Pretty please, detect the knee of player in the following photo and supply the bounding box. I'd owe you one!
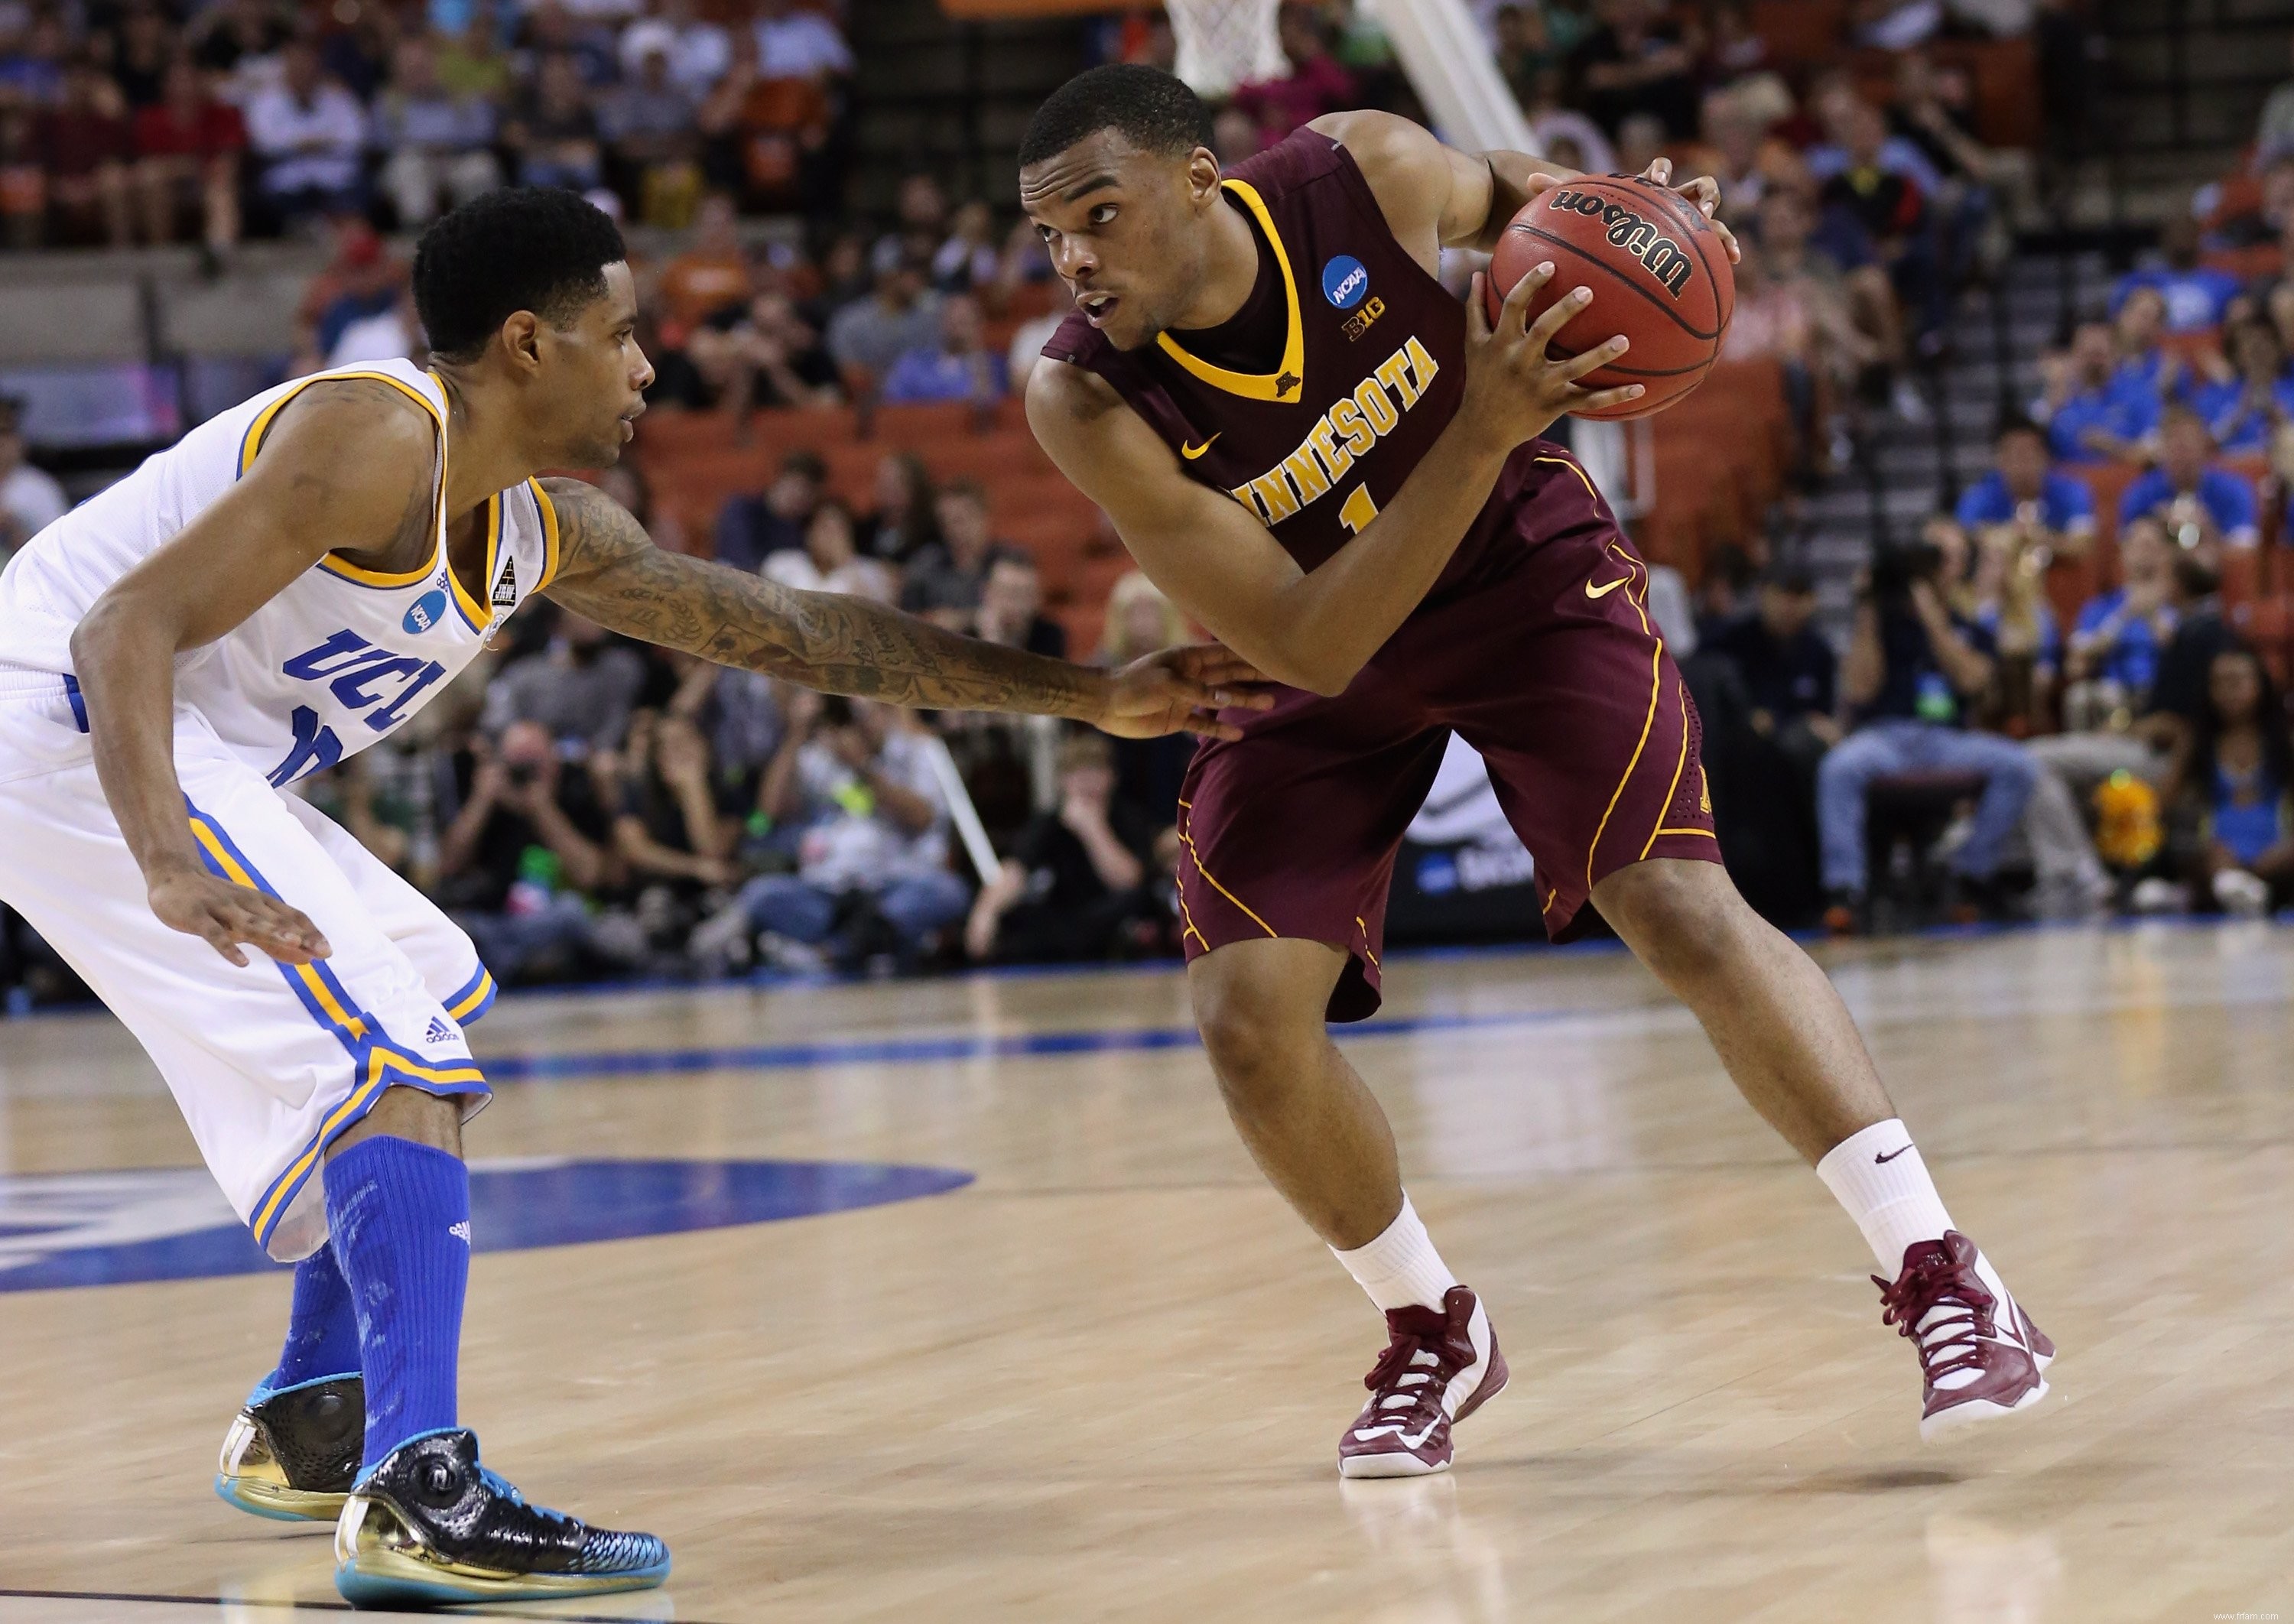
[1194,982,1318,1097]
[1600,862,1750,987]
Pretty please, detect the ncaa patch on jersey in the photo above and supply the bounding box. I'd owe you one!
[1322,255,1370,310]
[403,588,448,635]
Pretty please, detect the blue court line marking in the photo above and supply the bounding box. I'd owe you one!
[477,1004,1600,1082]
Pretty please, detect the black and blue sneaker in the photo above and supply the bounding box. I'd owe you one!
[215,1372,364,1522]
[333,1427,669,1608]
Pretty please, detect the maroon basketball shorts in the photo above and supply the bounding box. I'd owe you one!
[1175,469,1719,1021]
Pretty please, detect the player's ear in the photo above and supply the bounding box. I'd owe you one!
[499,310,544,373]
[1184,146,1223,206]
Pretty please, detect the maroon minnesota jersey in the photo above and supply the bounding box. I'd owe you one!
[1042,127,1720,1018]
[1043,128,1493,588]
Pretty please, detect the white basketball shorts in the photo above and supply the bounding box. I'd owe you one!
[0,676,496,1262]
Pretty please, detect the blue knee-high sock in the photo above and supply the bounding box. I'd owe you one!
[270,1240,360,1390]
[323,1135,470,1472]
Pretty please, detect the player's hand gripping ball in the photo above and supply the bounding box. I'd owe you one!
[1484,174,1735,421]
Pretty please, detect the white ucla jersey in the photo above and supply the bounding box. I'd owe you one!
[0,358,559,785]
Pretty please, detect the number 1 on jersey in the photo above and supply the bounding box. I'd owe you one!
[1339,483,1379,536]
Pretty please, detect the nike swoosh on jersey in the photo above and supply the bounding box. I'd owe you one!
[1585,574,1632,599]
[1180,434,1220,459]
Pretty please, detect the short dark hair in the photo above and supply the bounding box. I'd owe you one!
[1763,564,1816,596]
[1017,64,1214,171]
[414,187,627,362]
[780,449,827,483]
[1994,412,2045,445]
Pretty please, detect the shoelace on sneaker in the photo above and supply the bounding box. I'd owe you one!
[478,1466,579,1535]
[1874,1253,1998,1391]
[1357,1332,1450,1438]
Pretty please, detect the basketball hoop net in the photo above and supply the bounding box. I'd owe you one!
[1168,0,1286,101]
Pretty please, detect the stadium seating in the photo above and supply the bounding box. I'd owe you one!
[635,359,1794,657]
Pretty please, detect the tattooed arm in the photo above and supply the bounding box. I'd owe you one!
[538,477,1266,736]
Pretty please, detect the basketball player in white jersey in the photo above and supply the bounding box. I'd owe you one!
[0,187,1260,1607]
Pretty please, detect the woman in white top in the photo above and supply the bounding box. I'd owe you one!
[761,497,895,602]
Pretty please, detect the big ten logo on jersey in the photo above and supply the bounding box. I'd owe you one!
[267,628,449,786]
[1340,296,1386,343]
[1546,189,1696,297]
[1227,335,1440,529]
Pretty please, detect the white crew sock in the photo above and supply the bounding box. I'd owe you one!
[1332,1193,1460,1314]
[1815,1119,1956,1276]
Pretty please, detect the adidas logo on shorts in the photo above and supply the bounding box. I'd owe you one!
[424,1017,456,1046]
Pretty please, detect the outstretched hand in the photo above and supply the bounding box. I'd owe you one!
[149,864,332,966]
[1095,643,1274,740]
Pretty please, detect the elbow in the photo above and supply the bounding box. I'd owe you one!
[1270,648,1362,699]
[72,587,176,677]
[67,606,119,677]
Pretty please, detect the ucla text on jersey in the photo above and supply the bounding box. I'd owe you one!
[0,359,561,777]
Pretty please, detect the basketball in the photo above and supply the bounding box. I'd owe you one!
[1483,175,1736,421]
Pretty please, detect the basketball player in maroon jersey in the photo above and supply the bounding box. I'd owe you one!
[1019,67,2055,1476]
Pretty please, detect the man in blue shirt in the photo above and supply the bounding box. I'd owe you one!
[2182,318,2294,456]
[2117,406,2262,549]
[1816,553,2038,927]
[2068,515,2178,705]
[1954,418,2098,556]
[2107,286,2177,438]
[2033,320,2156,464]
[2113,216,2245,333]
[879,294,1009,406]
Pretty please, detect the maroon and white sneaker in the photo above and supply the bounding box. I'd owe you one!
[1875,1230,2055,1442]
[1337,1285,1508,1479]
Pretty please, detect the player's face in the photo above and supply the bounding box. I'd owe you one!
[542,261,653,469]
[1021,131,1220,352]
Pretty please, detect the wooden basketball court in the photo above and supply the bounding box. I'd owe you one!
[2,924,2290,1622]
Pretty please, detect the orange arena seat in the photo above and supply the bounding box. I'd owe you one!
[2221,546,2261,610]
[2066,462,2143,547]
[2202,244,2283,283]
[1748,0,1847,67]
[2157,328,2224,365]
[2045,551,2101,633]
[2231,594,2294,687]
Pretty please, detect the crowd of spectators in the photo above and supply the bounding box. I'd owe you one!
[1100,0,2059,486]
[1679,54,2294,934]
[0,0,853,251]
[1683,504,2287,932]
[16,0,2294,1005]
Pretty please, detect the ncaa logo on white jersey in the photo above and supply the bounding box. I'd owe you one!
[402,588,449,635]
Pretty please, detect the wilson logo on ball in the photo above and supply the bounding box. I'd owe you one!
[1546,190,1696,298]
